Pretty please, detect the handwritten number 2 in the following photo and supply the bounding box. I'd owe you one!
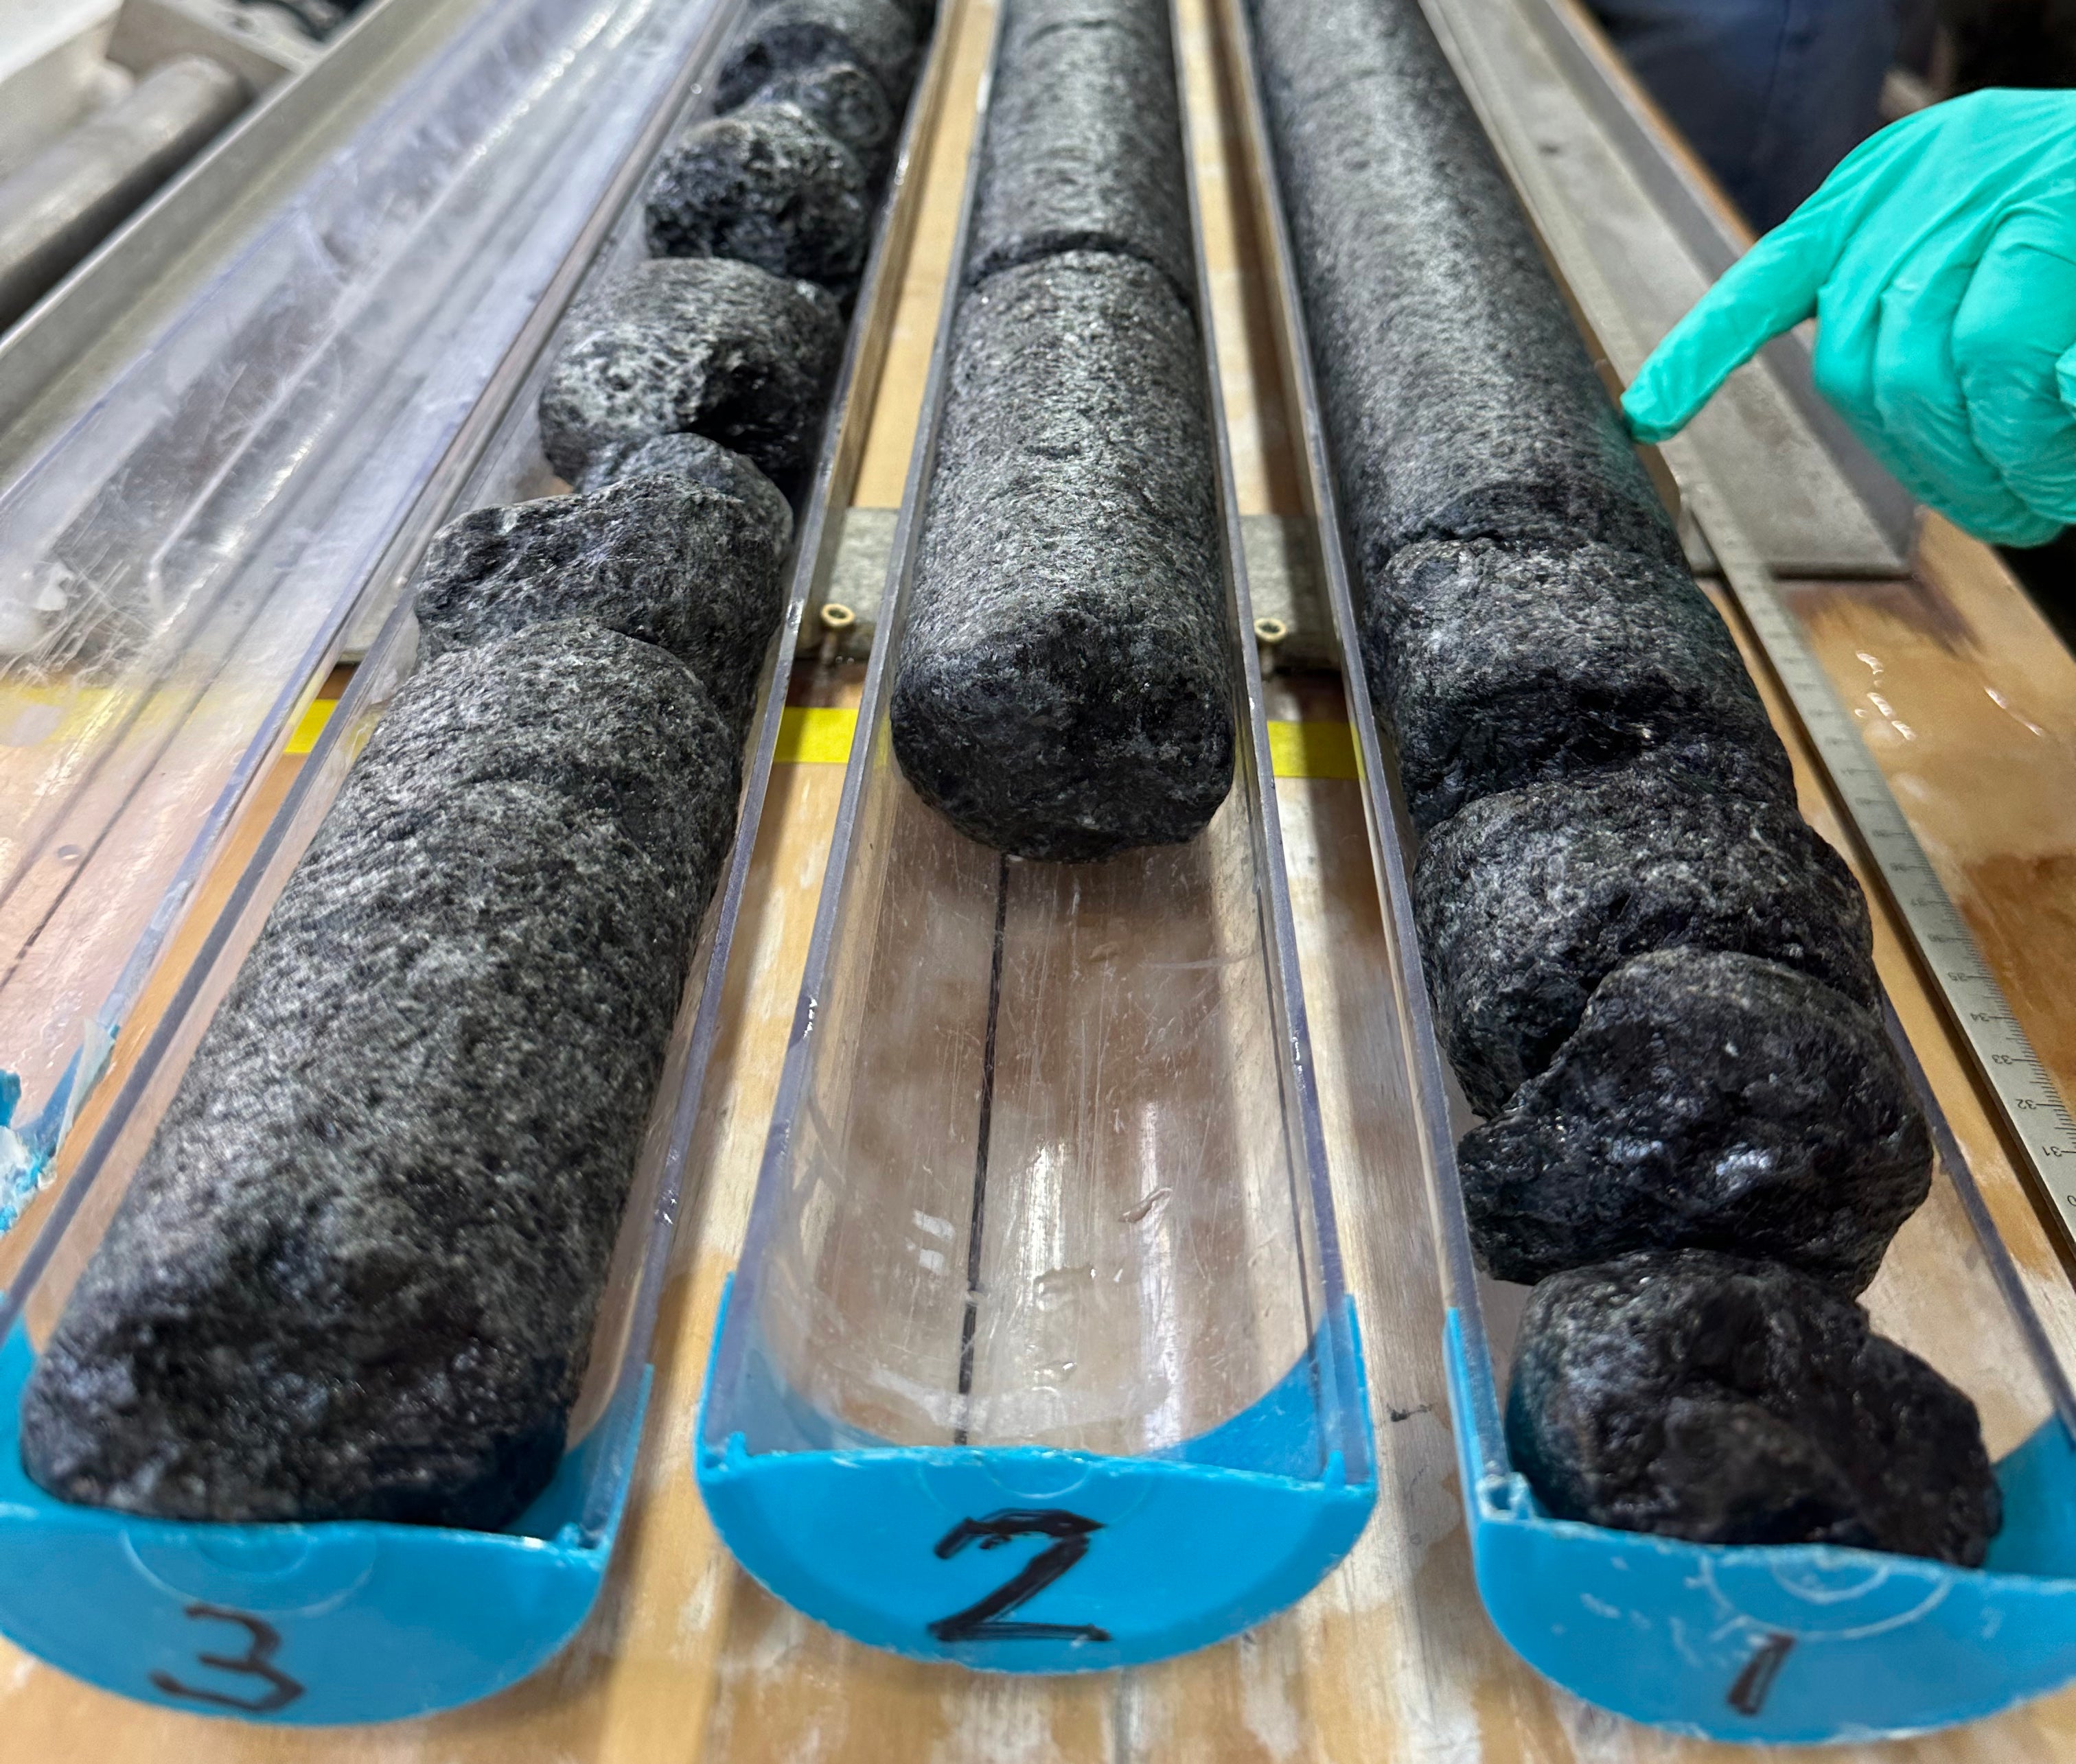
[928,1508,1110,1643]
[150,1603,305,1714]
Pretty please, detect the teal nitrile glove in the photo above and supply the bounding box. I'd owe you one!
[1623,89,2076,548]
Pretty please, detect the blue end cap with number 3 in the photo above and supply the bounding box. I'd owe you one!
[693,1276,1378,1671]
[0,1316,648,1724]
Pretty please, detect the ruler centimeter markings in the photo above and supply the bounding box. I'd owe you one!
[1674,463,2076,1245]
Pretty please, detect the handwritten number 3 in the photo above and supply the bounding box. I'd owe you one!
[928,1508,1111,1643]
[150,1603,305,1714]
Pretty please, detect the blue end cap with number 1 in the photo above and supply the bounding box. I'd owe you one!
[693,1277,1379,1670]
[0,1315,647,1724]
[1442,1310,2076,1743]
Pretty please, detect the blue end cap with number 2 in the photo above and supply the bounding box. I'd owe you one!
[0,1316,647,1724]
[693,1277,1378,1671]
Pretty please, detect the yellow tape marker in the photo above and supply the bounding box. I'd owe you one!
[284,697,338,756]
[1266,719,1357,780]
[776,705,859,764]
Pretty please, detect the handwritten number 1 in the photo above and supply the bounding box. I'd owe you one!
[928,1508,1111,1643]
[1727,1631,1795,1717]
[150,1603,305,1714]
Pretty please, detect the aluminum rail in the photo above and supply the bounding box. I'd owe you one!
[0,55,247,332]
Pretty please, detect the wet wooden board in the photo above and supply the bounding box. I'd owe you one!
[12,0,2076,1756]
[1785,521,2076,1152]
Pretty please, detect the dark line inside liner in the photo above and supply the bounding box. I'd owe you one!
[954,852,1012,1447]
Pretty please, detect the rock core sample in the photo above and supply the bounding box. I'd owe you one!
[716,0,918,113]
[964,0,1195,302]
[413,474,788,732]
[1460,950,1932,1292]
[1506,1249,2001,1564]
[1367,538,1795,831]
[1244,0,1682,581]
[645,106,870,286]
[1415,765,1878,1115]
[570,431,795,548]
[891,252,1230,861]
[20,623,741,1527]
[738,60,897,182]
[538,257,844,490]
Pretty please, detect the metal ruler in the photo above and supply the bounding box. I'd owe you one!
[1676,463,2076,1243]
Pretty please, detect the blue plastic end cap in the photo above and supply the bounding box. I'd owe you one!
[693,1286,1377,1673]
[0,1322,646,1724]
[1444,1312,2076,1744]
[697,1438,1374,1673]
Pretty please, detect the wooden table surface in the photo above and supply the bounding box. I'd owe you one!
[10,0,2076,1756]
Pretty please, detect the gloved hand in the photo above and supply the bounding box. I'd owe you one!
[1623,89,2076,547]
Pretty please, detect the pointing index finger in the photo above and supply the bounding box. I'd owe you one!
[1622,205,1847,444]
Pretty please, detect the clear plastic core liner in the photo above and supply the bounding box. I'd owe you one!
[704,0,1362,1470]
[0,0,958,1722]
[0,0,730,1225]
[1217,0,2076,1741]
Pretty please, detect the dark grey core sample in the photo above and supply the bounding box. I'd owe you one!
[1244,0,1683,582]
[1365,537,1795,831]
[411,473,788,734]
[892,252,1232,861]
[1414,765,1878,1116]
[739,61,897,181]
[1506,1249,2001,1564]
[19,624,743,1528]
[963,0,1194,303]
[644,106,870,286]
[716,0,919,111]
[538,257,844,489]
[308,621,743,877]
[571,431,795,549]
[1461,950,1933,1293]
